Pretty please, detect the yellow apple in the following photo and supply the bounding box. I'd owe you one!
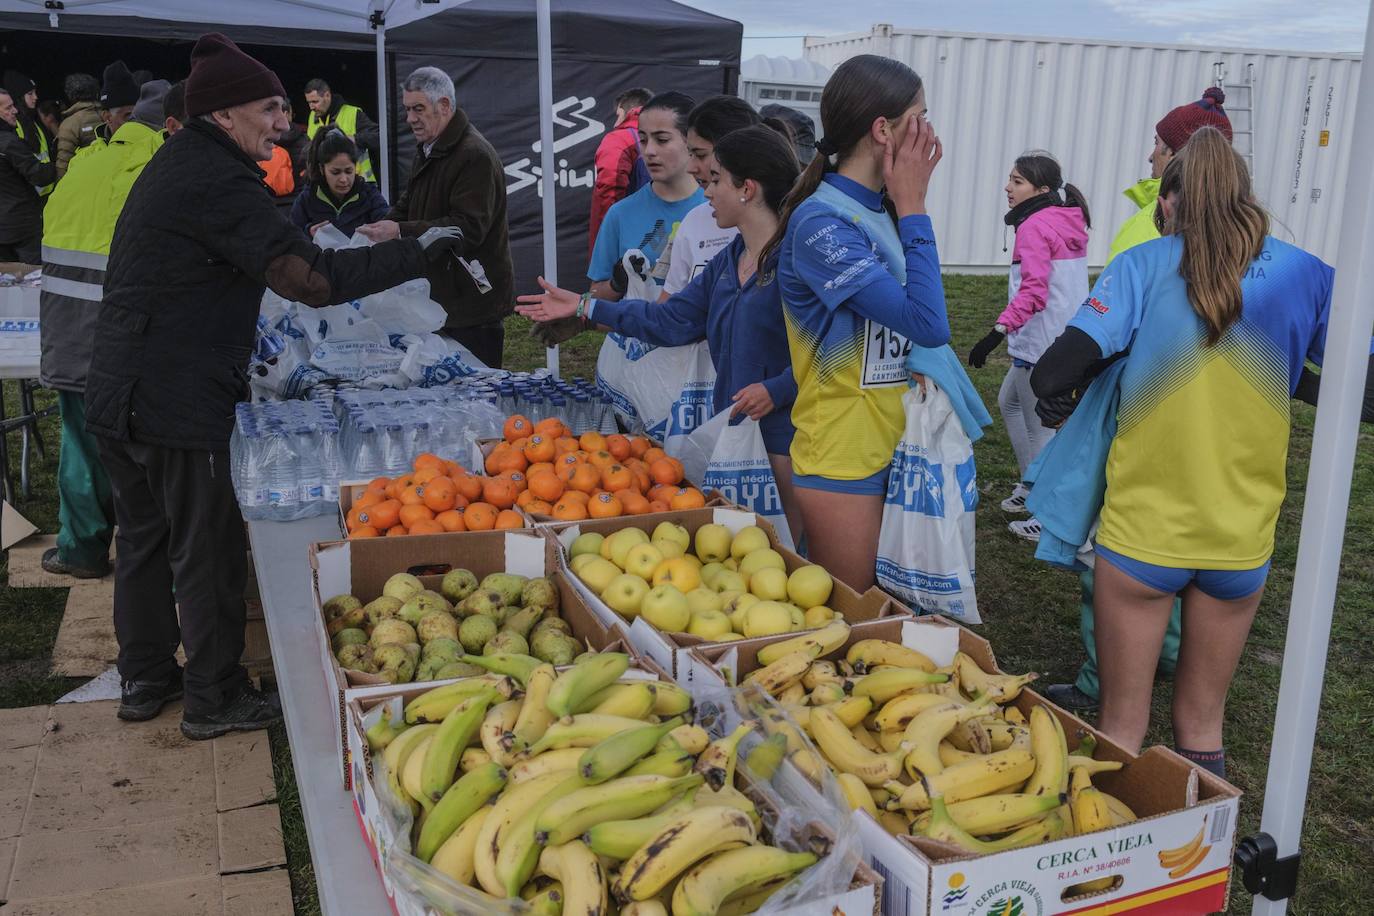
[652,537,686,560]
[712,570,748,595]
[577,557,621,595]
[641,584,690,632]
[742,601,794,638]
[803,605,836,628]
[601,573,649,618]
[729,525,771,560]
[607,528,650,569]
[738,548,786,578]
[787,565,834,609]
[685,587,723,615]
[749,567,789,602]
[570,553,599,575]
[693,524,732,563]
[722,558,739,572]
[687,609,732,640]
[624,543,665,581]
[651,522,690,552]
[699,562,726,589]
[785,604,805,630]
[569,532,604,560]
[651,557,702,593]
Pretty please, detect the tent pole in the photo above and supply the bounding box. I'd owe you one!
[537,0,560,376]
[373,7,390,197]
[1249,3,1374,913]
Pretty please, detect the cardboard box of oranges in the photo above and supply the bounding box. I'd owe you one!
[470,413,710,523]
[339,451,533,539]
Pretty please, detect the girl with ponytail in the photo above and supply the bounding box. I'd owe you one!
[764,54,951,590]
[967,151,1091,541]
[289,128,389,238]
[1029,126,1364,774]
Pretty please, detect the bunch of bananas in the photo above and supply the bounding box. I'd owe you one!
[742,632,1139,870]
[366,651,825,915]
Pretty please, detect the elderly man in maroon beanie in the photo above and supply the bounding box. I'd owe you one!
[84,33,465,739]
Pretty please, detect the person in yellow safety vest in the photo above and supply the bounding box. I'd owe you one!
[1043,86,1233,716]
[92,61,142,152]
[2,70,54,197]
[303,77,378,182]
[36,79,171,580]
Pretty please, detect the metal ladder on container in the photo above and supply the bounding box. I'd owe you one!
[1214,61,1256,173]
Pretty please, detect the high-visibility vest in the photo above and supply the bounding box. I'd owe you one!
[306,103,375,182]
[15,120,54,196]
[259,145,295,197]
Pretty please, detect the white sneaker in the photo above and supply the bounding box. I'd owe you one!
[1001,484,1030,514]
[1009,517,1042,542]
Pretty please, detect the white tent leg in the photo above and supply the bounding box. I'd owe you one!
[536,0,559,376]
[1249,3,1374,913]
[374,9,390,196]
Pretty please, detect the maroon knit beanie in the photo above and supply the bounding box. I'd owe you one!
[1156,88,1232,152]
[184,32,286,118]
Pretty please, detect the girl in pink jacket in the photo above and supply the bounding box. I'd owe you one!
[967,151,1090,541]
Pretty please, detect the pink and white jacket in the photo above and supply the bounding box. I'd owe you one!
[998,204,1089,364]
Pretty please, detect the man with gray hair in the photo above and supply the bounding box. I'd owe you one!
[358,66,513,367]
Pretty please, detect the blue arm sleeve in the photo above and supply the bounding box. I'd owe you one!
[761,367,797,409]
[1067,249,1146,357]
[590,264,711,347]
[792,212,950,347]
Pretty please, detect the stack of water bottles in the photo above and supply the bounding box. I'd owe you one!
[333,385,506,478]
[492,374,618,436]
[230,393,343,521]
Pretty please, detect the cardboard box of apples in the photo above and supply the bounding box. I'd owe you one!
[543,506,903,677]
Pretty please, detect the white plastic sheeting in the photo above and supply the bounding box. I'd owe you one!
[803,26,1360,269]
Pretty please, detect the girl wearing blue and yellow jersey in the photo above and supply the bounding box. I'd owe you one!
[761,54,950,590]
[1031,127,1363,774]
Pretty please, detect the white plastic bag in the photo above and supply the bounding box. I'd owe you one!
[677,408,794,549]
[875,384,981,622]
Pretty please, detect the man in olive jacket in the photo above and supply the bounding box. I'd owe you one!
[358,66,514,367]
[85,34,464,739]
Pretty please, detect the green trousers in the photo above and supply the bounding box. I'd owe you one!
[55,391,115,568]
[1074,568,1182,699]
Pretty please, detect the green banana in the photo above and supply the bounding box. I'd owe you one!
[623,747,696,778]
[754,620,850,666]
[496,773,586,897]
[579,716,685,783]
[419,689,496,804]
[585,681,658,719]
[403,675,515,724]
[460,652,545,686]
[547,652,631,719]
[525,714,648,755]
[428,804,491,886]
[536,773,705,847]
[672,845,817,916]
[365,705,408,751]
[474,771,573,896]
[693,723,752,790]
[742,732,788,780]
[382,723,438,814]
[584,810,687,860]
[611,805,757,903]
[415,761,507,862]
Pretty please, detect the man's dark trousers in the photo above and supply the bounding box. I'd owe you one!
[450,320,505,369]
[97,436,249,715]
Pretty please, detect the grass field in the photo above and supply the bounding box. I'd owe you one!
[1,279,1369,912]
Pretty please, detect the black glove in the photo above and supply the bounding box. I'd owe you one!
[609,253,648,296]
[1036,390,1081,429]
[530,317,585,347]
[417,226,465,262]
[967,329,1006,368]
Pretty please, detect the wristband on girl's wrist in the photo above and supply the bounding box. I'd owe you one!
[576,291,593,321]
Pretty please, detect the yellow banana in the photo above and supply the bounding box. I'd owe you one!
[365,705,407,751]
[809,706,904,786]
[403,675,514,724]
[836,771,879,816]
[852,667,950,703]
[1103,791,1138,825]
[887,749,1037,810]
[620,901,669,916]
[788,748,827,784]
[878,810,912,836]
[537,840,608,916]
[754,620,850,666]
[474,770,573,897]
[611,806,757,903]
[1167,841,1212,879]
[525,714,648,755]
[911,791,1063,836]
[716,876,791,916]
[496,773,586,897]
[547,652,632,719]
[801,660,842,691]
[742,650,813,697]
[776,680,807,706]
[586,681,658,719]
[460,747,492,773]
[649,681,694,718]
[851,723,884,753]
[1067,755,1123,776]
[787,695,872,732]
[508,747,586,783]
[657,723,709,755]
[953,652,1038,702]
[480,698,524,768]
[985,720,1032,751]
[846,639,936,673]
[1158,818,1207,868]
[381,723,437,814]
[428,804,491,886]
[1022,704,1069,799]
[506,663,557,755]
[902,696,996,778]
[1003,706,1027,726]
[873,691,956,732]
[671,846,817,916]
[624,747,695,778]
[938,740,978,767]
[694,723,752,790]
[585,809,692,860]
[921,780,1065,854]
[525,882,564,916]
[808,682,846,705]
[945,718,994,755]
[402,734,436,811]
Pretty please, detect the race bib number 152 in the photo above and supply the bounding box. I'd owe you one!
[861,320,912,387]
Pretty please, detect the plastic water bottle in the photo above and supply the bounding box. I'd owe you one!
[265,422,300,521]
[382,423,407,475]
[598,392,618,434]
[296,422,324,511]
[570,392,590,435]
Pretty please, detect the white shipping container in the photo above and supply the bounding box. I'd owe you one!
[803,25,1359,270]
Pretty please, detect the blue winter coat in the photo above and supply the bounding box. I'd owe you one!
[289,177,390,238]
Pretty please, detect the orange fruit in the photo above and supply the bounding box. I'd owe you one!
[579,431,607,452]
[552,499,589,521]
[366,476,390,493]
[455,473,484,503]
[345,504,367,532]
[482,477,519,510]
[350,525,381,539]
[648,484,678,506]
[384,474,412,500]
[535,417,568,440]
[566,463,601,494]
[601,463,634,492]
[516,488,536,508]
[409,518,445,535]
[629,437,652,459]
[413,453,444,472]
[422,477,458,512]
[560,489,590,506]
[588,491,624,518]
[619,490,651,515]
[444,461,467,480]
[527,461,556,479]
[399,504,435,528]
[648,500,670,513]
[353,489,384,511]
[358,499,401,531]
[650,457,683,486]
[643,447,667,466]
[504,414,533,443]
[606,434,632,461]
[436,509,467,532]
[588,449,616,469]
[529,471,565,503]
[495,509,525,529]
[524,499,555,516]
[669,487,706,510]
[398,483,425,506]
[500,470,529,493]
[464,502,498,530]
[486,444,528,475]
[555,437,580,454]
[556,452,583,470]
[523,435,556,463]
[386,525,408,537]
[412,467,444,486]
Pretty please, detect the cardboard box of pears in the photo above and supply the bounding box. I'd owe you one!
[543,505,908,677]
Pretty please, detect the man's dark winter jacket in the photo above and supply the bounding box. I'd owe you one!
[387,108,514,330]
[0,119,55,248]
[84,120,426,450]
[289,177,390,239]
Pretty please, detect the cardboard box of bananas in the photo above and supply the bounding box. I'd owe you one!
[348,650,876,916]
[699,615,1242,912]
